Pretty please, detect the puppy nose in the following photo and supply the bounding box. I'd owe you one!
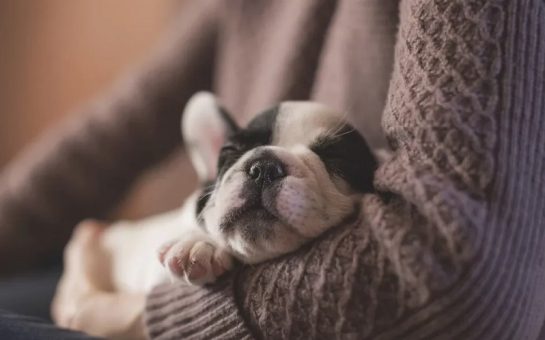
[247,159,286,185]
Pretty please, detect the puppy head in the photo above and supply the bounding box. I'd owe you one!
[183,92,377,263]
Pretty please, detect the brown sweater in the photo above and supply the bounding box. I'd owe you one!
[1,0,545,339]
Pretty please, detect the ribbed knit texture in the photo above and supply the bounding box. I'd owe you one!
[1,0,544,339]
[145,278,253,340]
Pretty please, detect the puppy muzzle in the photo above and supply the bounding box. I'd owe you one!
[219,151,287,233]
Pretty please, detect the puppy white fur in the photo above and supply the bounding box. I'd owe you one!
[97,92,377,292]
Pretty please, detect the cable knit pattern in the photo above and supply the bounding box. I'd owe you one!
[378,0,502,290]
[148,0,545,338]
[236,0,504,337]
[1,0,545,338]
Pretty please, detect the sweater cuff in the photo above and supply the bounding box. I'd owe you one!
[144,277,255,340]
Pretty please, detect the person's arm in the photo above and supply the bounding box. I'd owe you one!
[145,0,545,338]
[0,0,220,275]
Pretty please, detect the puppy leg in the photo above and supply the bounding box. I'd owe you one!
[158,236,234,285]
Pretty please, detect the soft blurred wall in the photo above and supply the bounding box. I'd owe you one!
[0,0,197,219]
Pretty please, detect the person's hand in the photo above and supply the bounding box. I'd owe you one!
[51,220,147,340]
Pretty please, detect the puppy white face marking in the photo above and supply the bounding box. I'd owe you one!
[184,93,377,263]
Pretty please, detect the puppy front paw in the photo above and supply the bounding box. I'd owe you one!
[157,238,233,285]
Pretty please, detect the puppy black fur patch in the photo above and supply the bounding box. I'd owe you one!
[311,124,377,193]
[216,106,280,179]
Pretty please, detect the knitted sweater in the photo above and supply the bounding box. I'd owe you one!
[1,0,545,339]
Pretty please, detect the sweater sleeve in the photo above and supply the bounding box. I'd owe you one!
[0,0,220,275]
[145,0,545,339]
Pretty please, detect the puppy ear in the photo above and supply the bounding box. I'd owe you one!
[182,92,238,182]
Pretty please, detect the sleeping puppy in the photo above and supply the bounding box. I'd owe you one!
[98,92,377,292]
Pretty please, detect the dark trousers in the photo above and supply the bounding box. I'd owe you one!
[0,265,61,322]
[0,310,99,339]
[0,266,99,339]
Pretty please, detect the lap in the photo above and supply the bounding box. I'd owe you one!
[0,309,100,339]
[0,265,62,321]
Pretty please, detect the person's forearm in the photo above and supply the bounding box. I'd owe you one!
[237,0,545,338]
[0,0,219,275]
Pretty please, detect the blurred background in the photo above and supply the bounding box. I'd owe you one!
[0,1,201,321]
[0,0,197,219]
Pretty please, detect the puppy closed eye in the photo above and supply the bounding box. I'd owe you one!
[217,143,244,175]
[219,143,240,154]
